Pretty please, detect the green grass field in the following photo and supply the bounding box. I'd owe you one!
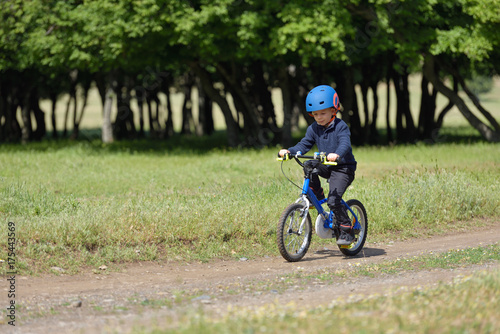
[2,75,500,275]
[0,131,498,275]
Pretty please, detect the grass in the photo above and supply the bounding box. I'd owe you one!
[0,130,499,275]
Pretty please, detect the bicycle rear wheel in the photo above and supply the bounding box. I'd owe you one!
[277,203,312,262]
[338,199,368,256]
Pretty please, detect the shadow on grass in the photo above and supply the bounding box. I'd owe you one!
[0,129,233,155]
[0,126,489,155]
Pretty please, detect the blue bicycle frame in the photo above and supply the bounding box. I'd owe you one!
[302,178,361,231]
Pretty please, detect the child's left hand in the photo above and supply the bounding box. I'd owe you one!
[327,153,339,162]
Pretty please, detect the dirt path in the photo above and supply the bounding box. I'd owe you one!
[4,221,500,334]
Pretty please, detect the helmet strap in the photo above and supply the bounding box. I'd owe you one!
[308,108,338,126]
[324,110,337,127]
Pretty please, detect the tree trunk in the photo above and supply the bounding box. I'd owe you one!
[442,64,500,132]
[136,87,145,138]
[4,88,14,141]
[146,95,157,137]
[418,74,437,140]
[360,80,370,142]
[71,80,90,140]
[31,89,46,141]
[114,77,136,140]
[341,67,363,145]
[180,73,194,135]
[435,78,457,131]
[21,91,33,143]
[102,77,115,143]
[63,70,78,138]
[94,73,106,109]
[63,88,75,138]
[385,67,393,144]
[0,118,3,143]
[423,55,500,142]
[190,62,240,146]
[393,69,415,142]
[49,92,58,139]
[216,62,261,145]
[250,61,277,130]
[5,82,22,142]
[163,83,175,138]
[0,83,5,141]
[196,77,214,136]
[277,66,294,148]
[295,66,315,129]
[368,81,379,144]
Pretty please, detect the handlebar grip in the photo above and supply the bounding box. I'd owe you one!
[323,161,338,166]
[276,152,292,161]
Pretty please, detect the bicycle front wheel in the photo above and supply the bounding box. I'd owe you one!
[277,203,312,262]
[339,199,368,256]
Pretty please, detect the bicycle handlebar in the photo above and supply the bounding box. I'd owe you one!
[276,152,338,166]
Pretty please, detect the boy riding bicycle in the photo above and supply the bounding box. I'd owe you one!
[278,85,357,245]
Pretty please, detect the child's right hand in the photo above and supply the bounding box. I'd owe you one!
[278,149,290,157]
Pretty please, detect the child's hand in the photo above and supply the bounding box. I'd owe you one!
[279,149,290,157]
[327,153,339,162]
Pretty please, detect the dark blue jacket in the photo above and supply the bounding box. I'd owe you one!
[288,118,357,171]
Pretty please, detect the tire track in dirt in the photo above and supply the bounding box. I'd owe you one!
[5,221,500,334]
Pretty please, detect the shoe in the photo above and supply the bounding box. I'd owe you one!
[337,230,354,245]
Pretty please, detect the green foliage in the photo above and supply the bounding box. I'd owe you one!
[272,1,351,64]
[2,0,500,146]
[4,0,499,73]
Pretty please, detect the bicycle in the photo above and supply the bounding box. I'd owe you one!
[276,152,368,262]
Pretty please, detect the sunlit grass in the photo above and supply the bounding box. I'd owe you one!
[0,135,498,274]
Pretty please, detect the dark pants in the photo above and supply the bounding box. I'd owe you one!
[306,161,355,226]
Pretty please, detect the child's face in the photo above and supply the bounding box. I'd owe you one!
[311,107,335,126]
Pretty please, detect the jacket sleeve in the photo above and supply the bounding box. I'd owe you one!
[288,125,316,154]
[334,122,352,159]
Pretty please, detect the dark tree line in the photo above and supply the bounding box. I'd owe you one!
[1,0,499,146]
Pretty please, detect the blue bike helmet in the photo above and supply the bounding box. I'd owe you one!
[305,85,340,114]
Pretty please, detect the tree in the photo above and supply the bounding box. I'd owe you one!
[1,0,499,145]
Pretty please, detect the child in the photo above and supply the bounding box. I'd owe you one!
[278,85,357,245]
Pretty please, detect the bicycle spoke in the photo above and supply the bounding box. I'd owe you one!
[277,203,312,262]
[287,237,298,253]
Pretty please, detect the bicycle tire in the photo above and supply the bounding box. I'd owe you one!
[277,203,312,262]
[338,199,368,256]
